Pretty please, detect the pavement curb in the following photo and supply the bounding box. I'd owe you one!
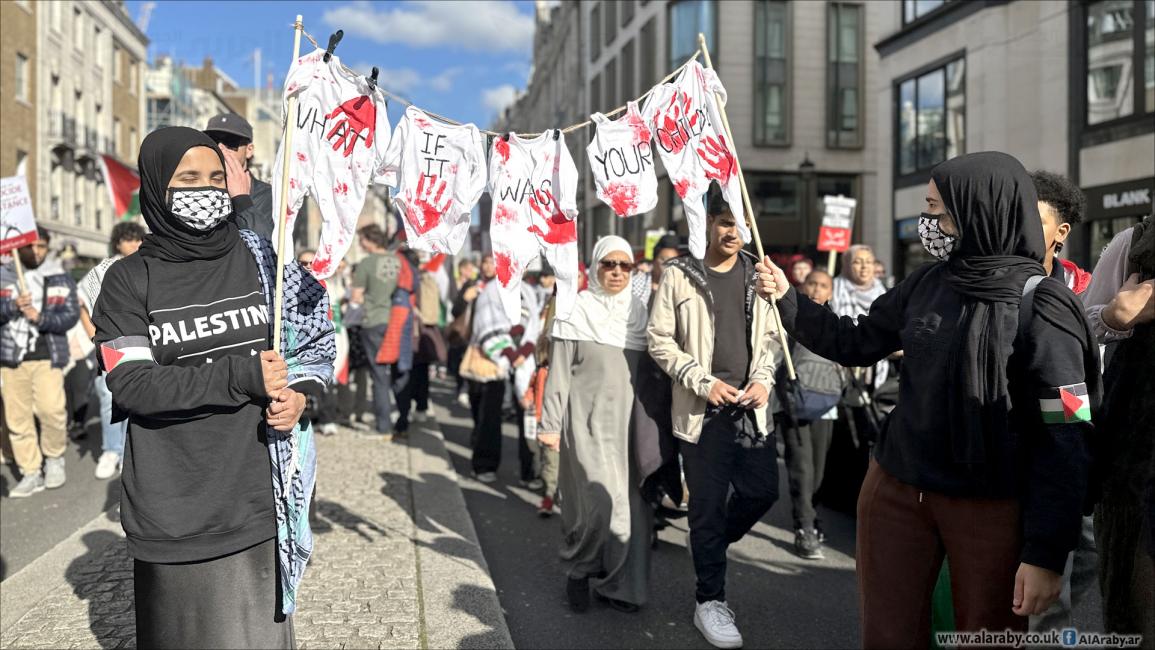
[408,411,515,650]
[0,507,122,635]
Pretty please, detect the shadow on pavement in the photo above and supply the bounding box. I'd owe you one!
[65,530,134,650]
[450,583,515,649]
[311,498,389,541]
[378,468,490,575]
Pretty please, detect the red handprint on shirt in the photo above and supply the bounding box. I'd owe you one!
[657,91,695,154]
[325,95,376,158]
[527,190,577,244]
[405,174,450,235]
[696,134,735,183]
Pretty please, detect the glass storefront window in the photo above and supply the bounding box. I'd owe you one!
[896,58,964,176]
[1086,0,1136,124]
[1146,0,1154,112]
[946,59,966,159]
[916,68,945,170]
[1089,215,1146,268]
[903,0,947,25]
[898,79,916,175]
[669,0,716,73]
[751,174,798,218]
[754,1,789,145]
[828,3,862,148]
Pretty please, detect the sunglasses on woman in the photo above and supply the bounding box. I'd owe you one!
[599,260,634,272]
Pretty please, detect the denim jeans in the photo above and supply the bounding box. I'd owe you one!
[94,373,127,456]
[360,325,394,434]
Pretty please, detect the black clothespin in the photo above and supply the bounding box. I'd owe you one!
[367,66,379,92]
[553,128,561,141]
[323,30,344,62]
[502,132,511,142]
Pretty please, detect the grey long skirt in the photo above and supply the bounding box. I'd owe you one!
[133,537,294,649]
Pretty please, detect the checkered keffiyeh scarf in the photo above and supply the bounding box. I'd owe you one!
[168,187,232,231]
[239,229,336,616]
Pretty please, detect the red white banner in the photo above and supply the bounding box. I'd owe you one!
[1,176,38,255]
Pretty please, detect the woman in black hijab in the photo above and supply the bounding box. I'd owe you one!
[92,127,331,648]
[753,152,1100,647]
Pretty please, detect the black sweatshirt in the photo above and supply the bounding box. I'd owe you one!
[92,245,276,563]
[777,262,1092,572]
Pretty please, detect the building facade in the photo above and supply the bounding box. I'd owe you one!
[38,0,148,261]
[499,0,886,264]
[874,0,1153,277]
[1,0,38,194]
[0,1,150,261]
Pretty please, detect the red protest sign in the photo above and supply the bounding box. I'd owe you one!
[815,195,857,253]
[817,226,852,252]
[1,176,38,255]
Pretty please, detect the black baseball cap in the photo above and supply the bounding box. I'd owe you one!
[204,113,253,141]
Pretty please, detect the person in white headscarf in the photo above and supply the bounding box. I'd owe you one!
[830,244,890,388]
[539,235,652,615]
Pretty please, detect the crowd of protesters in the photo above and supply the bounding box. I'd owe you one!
[1,115,1152,650]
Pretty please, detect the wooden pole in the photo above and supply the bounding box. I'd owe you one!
[11,251,27,294]
[272,15,304,353]
[827,249,837,276]
[697,33,796,381]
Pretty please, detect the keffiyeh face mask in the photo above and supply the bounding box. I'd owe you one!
[168,186,231,231]
[918,213,957,261]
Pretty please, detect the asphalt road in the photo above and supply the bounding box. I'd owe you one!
[431,381,861,650]
[0,405,121,582]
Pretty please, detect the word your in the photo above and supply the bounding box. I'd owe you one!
[592,142,653,180]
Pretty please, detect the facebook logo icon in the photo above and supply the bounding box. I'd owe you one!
[1061,628,1077,647]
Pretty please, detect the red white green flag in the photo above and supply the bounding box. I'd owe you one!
[99,154,141,221]
[1039,383,1092,424]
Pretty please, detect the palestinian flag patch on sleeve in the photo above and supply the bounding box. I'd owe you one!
[100,336,155,372]
[1040,383,1091,424]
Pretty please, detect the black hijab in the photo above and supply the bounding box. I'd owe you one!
[932,152,1095,468]
[137,127,240,262]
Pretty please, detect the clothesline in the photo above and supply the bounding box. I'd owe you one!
[294,22,702,138]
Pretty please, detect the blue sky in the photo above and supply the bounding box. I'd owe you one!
[126,0,536,128]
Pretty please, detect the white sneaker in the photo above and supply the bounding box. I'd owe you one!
[44,457,66,489]
[474,471,497,484]
[694,600,743,649]
[94,452,121,480]
[456,392,470,408]
[9,472,45,497]
[413,410,429,423]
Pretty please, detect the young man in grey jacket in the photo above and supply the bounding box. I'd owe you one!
[647,194,781,649]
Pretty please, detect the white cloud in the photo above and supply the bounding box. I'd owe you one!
[428,67,464,92]
[482,84,519,114]
[323,1,534,54]
[346,62,461,96]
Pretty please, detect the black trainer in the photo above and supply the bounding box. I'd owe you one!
[794,528,824,560]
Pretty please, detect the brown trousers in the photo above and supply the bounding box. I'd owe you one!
[857,460,1027,649]
[1,361,68,475]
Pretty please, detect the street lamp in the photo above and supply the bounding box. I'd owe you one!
[799,153,816,246]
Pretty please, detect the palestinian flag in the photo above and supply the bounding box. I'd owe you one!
[1040,383,1091,424]
[98,154,141,221]
[99,335,154,373]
